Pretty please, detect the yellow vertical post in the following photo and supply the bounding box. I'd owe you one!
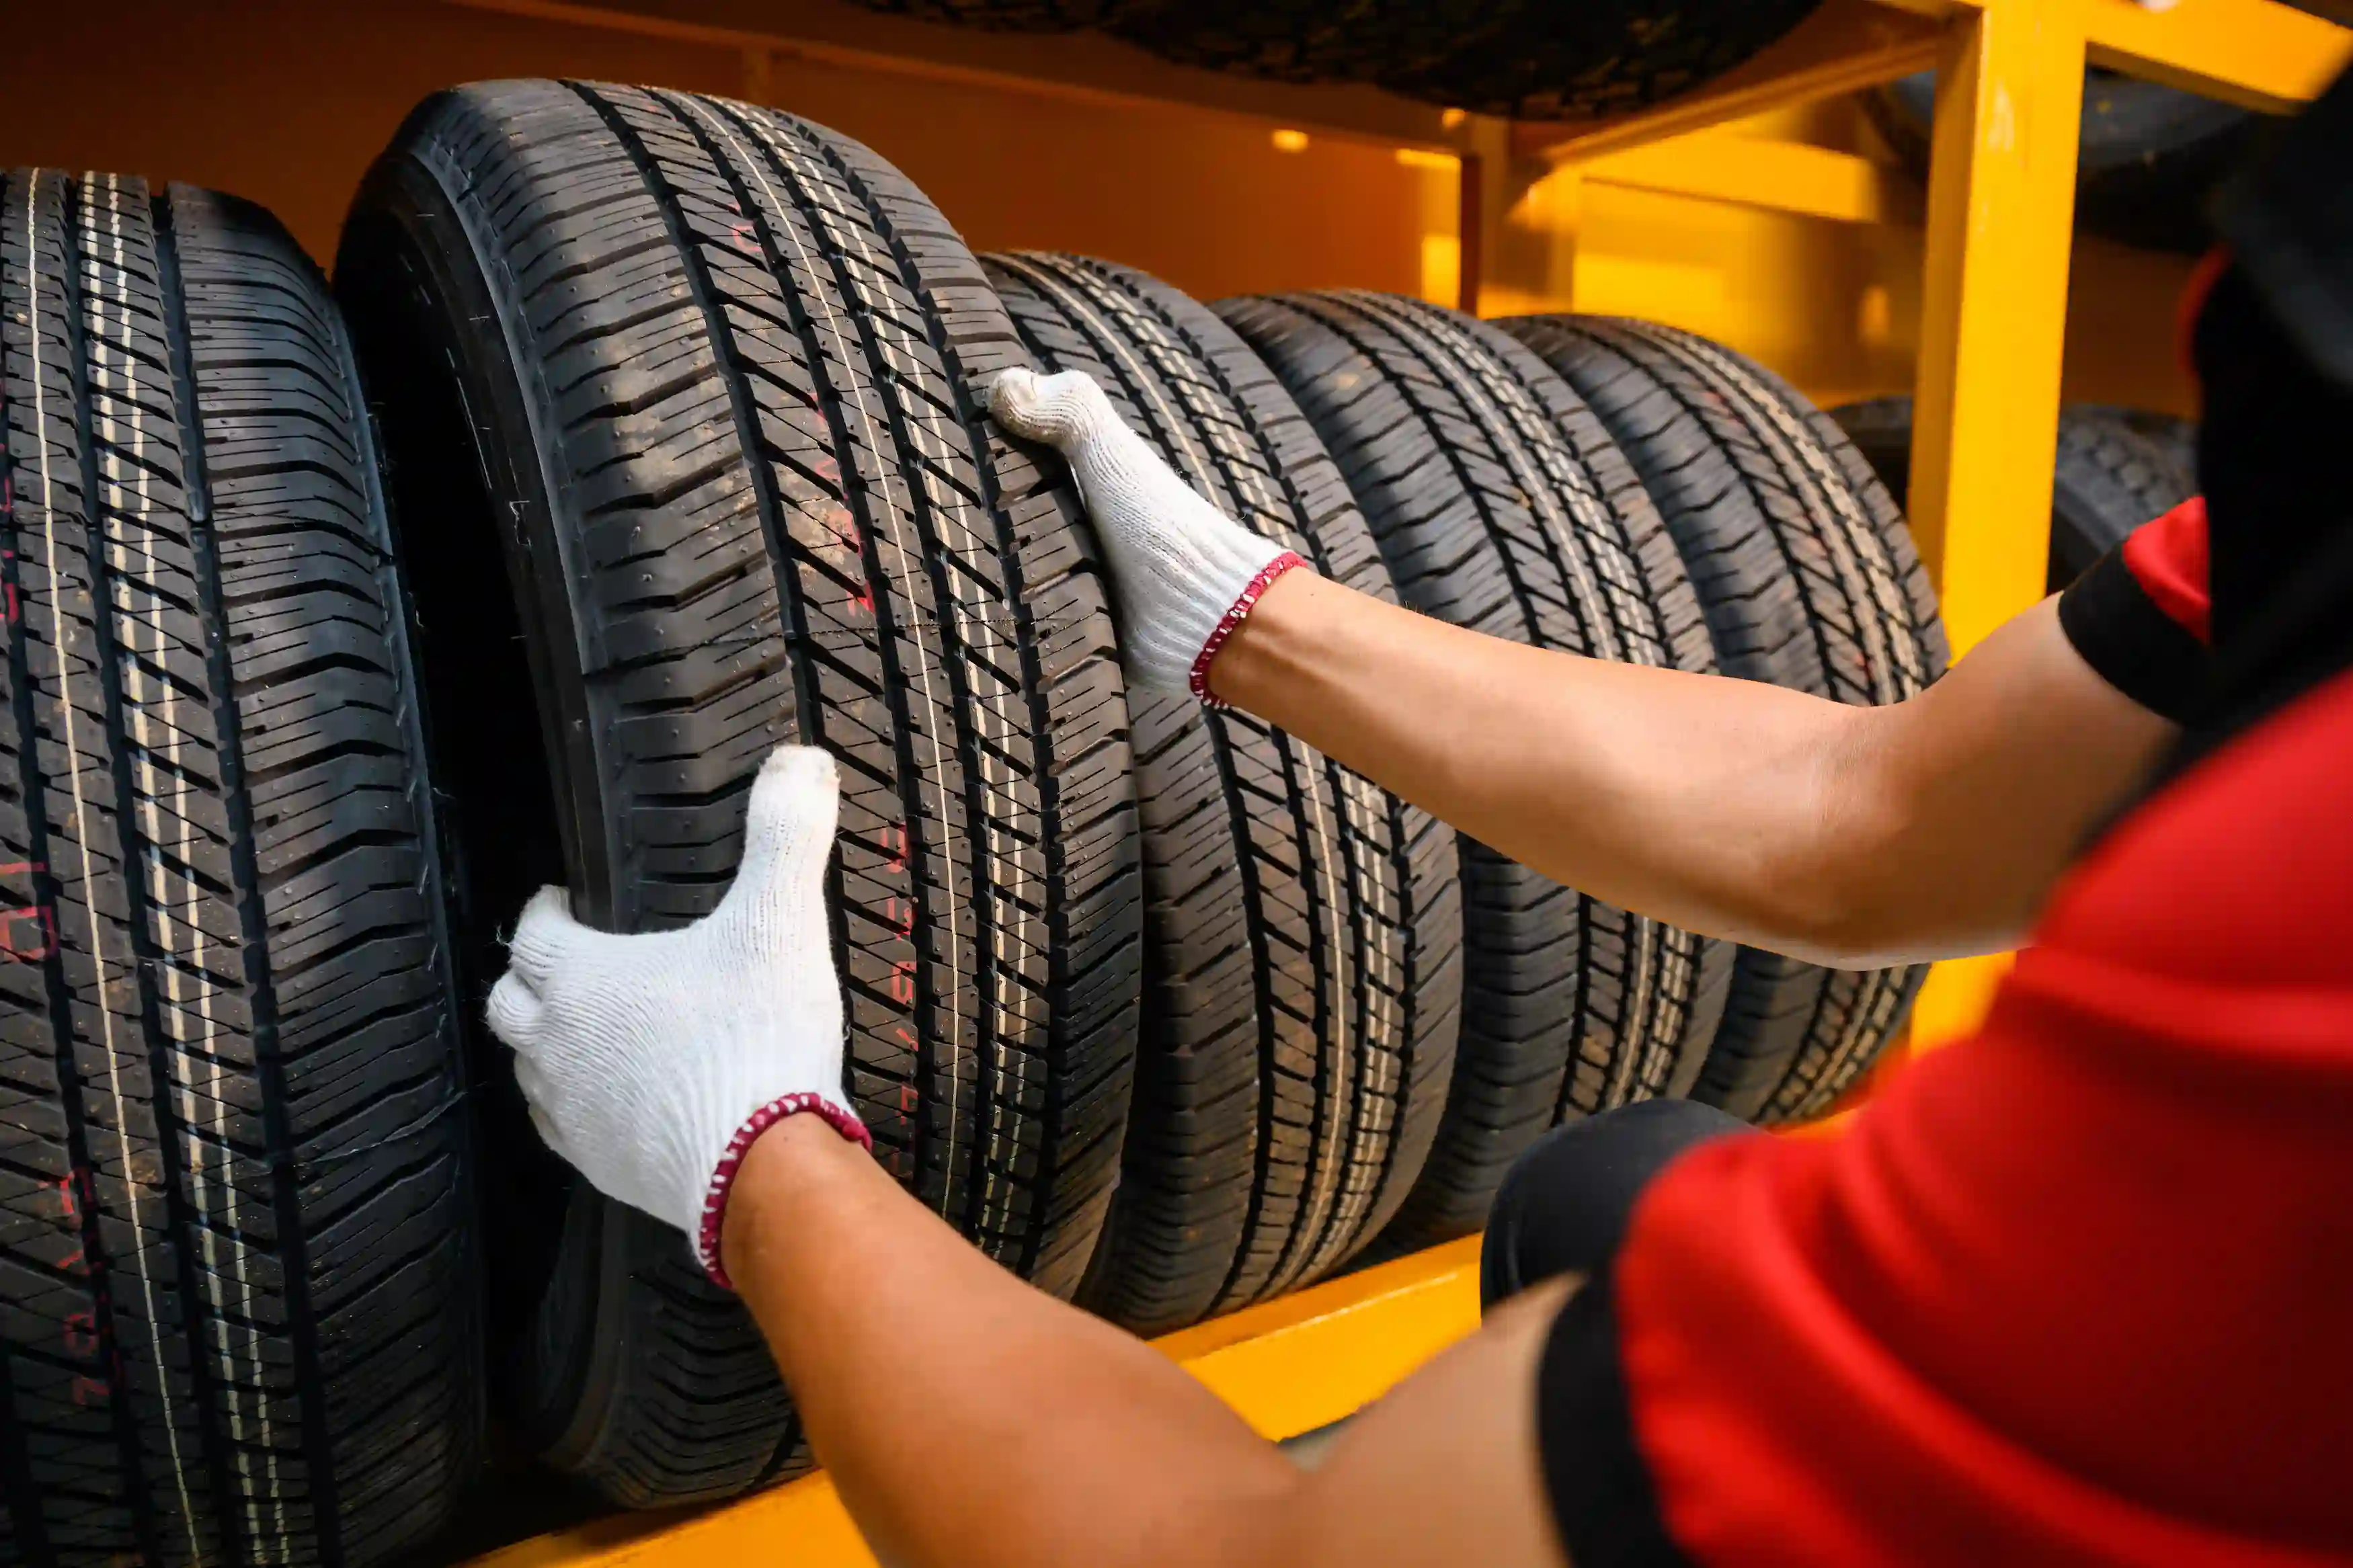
[1906,0,2085,646]
[1456,114,1521,316]
[1905,0,2086,1048]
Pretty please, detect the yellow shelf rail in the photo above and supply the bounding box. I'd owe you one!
[473,1240,1484,1567]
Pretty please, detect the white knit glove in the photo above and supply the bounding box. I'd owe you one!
[486,745,868,1288]
[991,368,1307,701]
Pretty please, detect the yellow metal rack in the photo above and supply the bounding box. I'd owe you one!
[463,3,2348,1563]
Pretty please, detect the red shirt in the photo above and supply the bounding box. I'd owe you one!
[1607,501,2353,1563]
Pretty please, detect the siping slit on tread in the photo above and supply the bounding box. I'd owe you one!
[0,167,481,1567]
[983,250,1462,1331]
[1218,289,1731,1251]
[1507,317,1950,1122]
[333,83,1140,1507]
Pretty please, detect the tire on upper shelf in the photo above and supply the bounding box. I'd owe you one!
[985,251,1462,1332]
[1829,397,2194,593]
[1219,290,1731,1251]
[1506,317,1949,1124]
[836,0,1102,29]
[0,171,479,1567]
[335,83,1142,1507]
[1868,71,2253,254]
[1103,0,1822,120]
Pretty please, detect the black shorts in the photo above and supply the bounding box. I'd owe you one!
[1481,1100,1751,1568]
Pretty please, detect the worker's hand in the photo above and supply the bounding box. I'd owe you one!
[991,367,1306,701]
[485,745,869,1288]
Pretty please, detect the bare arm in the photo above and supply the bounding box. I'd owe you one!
[727,1117,1572,1568]
[1213,574,2175,967]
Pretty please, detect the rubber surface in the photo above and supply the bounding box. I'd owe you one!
[2081,406,2197,511]
[1870,69,2251,254]
[1510,317,1949,1124]
[1221,291,1732,1249]
[987,253,1462,1331]
[0,171,479,1566]
[837,0,1101,28]
[1829,397,2194,593]
[335,83,1140,1506]
[1105,0,1821,120]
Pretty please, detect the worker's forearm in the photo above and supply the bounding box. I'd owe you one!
[724,1120,1300,1568]
[1214,571,1885,962]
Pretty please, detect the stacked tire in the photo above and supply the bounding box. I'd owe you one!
[1506,318,1948,1121]
[1831,397,2195,592]
[983,253,1462,1331]
[1219,292,1732,1245]
[0,171,478,1566]
[334,83,1145,1506]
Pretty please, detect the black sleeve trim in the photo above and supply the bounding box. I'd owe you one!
[1538,1274,1693,1568]
[2057,545,2210,723]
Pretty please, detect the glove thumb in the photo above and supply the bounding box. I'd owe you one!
[488,885,584,1048]
[722,745,840,927]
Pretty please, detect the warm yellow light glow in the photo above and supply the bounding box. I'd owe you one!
[1858,284,1894,347]
[1271,128,1310,153]
[1418,235,1461,308]
[1394,148,1458,173]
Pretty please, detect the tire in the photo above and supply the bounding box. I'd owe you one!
[836,0,1101,28]
[1506,317,1949,1124]
[986,253,1462,1329]
[1868,70,2252,254]
[1219,291,1732,1249]
[1829,398,2194,593]
[2048,410,2196,583]
[2083,406,2196,501]
[0,173,479,1566]
[335,83,1141,1505]
[1104,0,1821,120]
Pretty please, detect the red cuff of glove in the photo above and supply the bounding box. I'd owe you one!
[696,1092,873,1288]
[1189,551,1308,710]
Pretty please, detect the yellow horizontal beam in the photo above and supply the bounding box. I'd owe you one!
[473,1237,1484,1568]
[2079,0,2352,112]
[1578,136,1923,226]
